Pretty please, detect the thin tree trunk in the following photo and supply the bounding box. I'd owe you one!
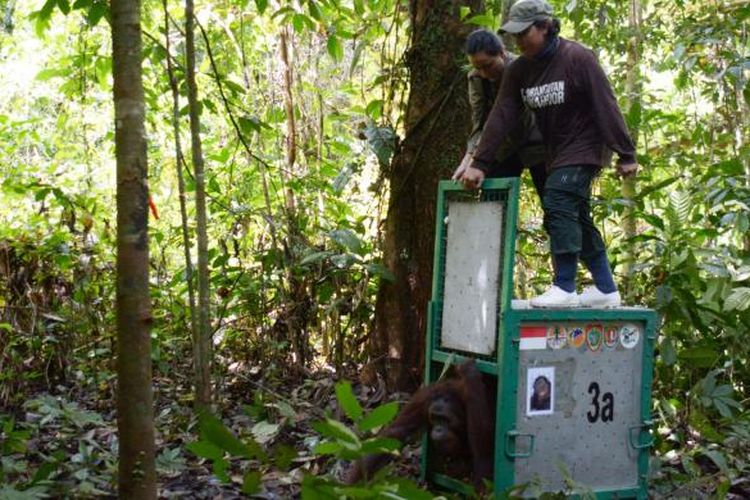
[111,0,156,497]
[373,0,479,391]
[279,26,297,216]
[185,0,212,408]
[163,0,199,365]
[621,0,642,300]
[279,25,309,368]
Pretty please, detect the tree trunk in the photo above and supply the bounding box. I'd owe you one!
[621,0,642,300]
[163,0,199,381]
[373,0,479,391]
[279,26,311,369]
[111,0,156,497]
[185,0,212,408]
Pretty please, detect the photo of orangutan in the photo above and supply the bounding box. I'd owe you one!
[526,366,555,416]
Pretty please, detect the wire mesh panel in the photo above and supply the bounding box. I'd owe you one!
[440,200,504,355]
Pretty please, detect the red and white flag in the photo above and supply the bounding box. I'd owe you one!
[520,325,547,350]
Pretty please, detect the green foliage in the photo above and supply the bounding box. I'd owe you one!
[0,0,749,496]
[304,380,435,498]
[187,412,266,494]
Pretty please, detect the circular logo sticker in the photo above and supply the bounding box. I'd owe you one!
[586,324,603,352]
[547,324,568,349]
[619,324,640,349]
[604,326,619,348]
[569,326,585,348]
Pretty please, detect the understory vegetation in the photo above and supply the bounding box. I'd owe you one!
[0,0,748,497]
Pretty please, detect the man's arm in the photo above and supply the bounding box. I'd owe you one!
[579,48,638,175]
[470,60,524,170]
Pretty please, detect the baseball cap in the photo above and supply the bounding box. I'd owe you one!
[500,0,553,34]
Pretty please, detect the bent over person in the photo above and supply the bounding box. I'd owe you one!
[459,0,639,309]
[453,29,546,200]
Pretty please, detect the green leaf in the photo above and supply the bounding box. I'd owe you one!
[701,449,729,474]
[329,229,363,254]
[625,101,642,130]
[57,0,71,15]
[307,0,323,21]
[313,441,342,455]
[186,440,224,460]
[273,444,298,470]
[634,176,680,202]
[300,250,334,265]
[660,337,677,366]
[365,100,383,120]
[255,0,268,15]
[678,347,718,368]
[358,402,399,432]
[724,287,750,311]
[212,458,231,483]
[680,455,700,477]
[39,0,57,19]
[86,2,108,26]
[30,460,58,484]
[292,13,314,32]
[465,13,495,29]
[242,471,262,495]
[238,116,262,135]
[199,412,253,458]
[363,124,396,168]
[335,381,363,422]
[360,437,401,454]
[311,419,360,446]
[327,35,343,62]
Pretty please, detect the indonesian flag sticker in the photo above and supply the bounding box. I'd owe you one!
[520,325,547,350]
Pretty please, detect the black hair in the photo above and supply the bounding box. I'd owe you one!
[465,29,505,56]
[532,17,561,38]
[533,376,550,390]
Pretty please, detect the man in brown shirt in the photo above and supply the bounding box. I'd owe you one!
[458,0,638,308]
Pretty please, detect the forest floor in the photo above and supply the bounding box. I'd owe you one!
[2,365,749,499]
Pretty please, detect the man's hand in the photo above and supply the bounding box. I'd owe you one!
[616,162,638,177]
[459,165,485,190]
[452,153,473,181]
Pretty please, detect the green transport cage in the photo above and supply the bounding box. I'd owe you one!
[423,178,657,498]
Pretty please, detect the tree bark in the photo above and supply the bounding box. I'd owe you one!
[162,0,199,379]
[621,0,642,300]
[185,0,212,408]
[373,0,479,391]
[111,0,156,497]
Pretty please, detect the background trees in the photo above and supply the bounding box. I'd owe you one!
[0,0,747,497]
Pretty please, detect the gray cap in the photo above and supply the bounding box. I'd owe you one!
[500,0,553,34]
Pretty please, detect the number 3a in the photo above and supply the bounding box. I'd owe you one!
[587,382,614,423]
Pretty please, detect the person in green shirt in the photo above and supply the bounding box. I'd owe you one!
[453,29,546,200]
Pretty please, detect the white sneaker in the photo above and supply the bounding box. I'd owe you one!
[530,285,580,308]
[579,286,621,308]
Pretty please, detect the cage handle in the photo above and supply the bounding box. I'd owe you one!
[628,420,654,450]
[505,430,535,458]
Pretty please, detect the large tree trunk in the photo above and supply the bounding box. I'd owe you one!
[373,0,479,391]
[111,0,157,497]
[185,0,212,408]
